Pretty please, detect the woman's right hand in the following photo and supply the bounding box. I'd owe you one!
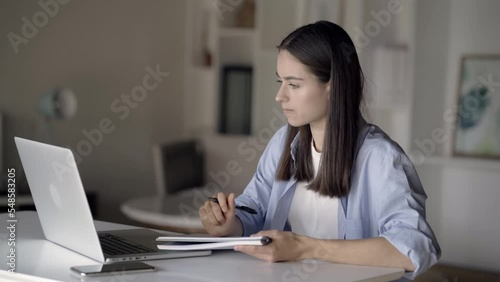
[199,192,243,237]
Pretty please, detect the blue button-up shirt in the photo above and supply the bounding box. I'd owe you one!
[235,120,441,280]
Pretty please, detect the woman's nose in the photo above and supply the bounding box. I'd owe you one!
[275,86,287,102]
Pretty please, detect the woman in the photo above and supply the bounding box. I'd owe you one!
[199,21,440,280]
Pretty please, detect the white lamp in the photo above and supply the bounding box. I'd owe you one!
[37,88,77,143]
[38,88,78,120]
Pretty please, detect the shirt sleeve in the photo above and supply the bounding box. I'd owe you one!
[368,146,441,280]
[234,126,287,236]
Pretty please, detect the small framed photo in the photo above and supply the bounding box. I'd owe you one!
[452,55,500,159]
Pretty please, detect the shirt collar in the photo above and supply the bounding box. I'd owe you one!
[289,130,300,163]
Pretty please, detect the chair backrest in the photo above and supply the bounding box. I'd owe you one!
[152,139,204,196]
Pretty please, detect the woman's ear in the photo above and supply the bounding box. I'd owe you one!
[326,81,331,100]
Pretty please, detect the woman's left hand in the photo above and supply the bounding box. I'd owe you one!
[234,230,308,262]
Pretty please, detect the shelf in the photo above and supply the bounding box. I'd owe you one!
[422,156,500,171]
[187,65,215,75]
[218,27,255,38]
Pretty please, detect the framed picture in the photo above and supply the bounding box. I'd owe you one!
[218,66,253,135]
[453,55,500,159]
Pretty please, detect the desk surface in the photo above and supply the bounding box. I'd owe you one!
[0,211,404,282]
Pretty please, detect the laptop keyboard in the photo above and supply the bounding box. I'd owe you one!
[98,233,157,255]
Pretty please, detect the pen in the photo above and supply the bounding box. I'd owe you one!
[260,236,272,245]
[208,197,257,214]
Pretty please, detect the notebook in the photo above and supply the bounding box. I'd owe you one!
[14,137,211,263]
[156,235,272,251]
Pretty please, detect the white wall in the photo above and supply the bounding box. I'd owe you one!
[413,0,500,272]
[0,0,186,223]
[411,0,451,155]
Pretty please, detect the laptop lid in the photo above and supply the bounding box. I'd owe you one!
[15,137,105,262]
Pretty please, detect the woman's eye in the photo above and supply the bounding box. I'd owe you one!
[276,80,298,89]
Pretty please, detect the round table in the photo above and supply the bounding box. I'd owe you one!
[121,188,208,233]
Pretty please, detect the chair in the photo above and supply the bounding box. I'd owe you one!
[152,139,204,196]
[120,139,206,233]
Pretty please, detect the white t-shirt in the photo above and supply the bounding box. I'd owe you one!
[287,141,339,239]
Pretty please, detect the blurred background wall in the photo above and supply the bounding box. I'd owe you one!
[0,0,186,222]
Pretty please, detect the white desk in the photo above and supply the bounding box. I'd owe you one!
[0,211,404,282]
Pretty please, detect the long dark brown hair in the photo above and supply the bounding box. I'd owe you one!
[276,21,364,198]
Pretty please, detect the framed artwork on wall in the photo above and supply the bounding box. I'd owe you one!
[453,55,500,159]
[218,66,253,135]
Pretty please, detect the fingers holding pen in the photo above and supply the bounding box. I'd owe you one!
[199,202,220,225]
[202,198,224,225]
[227,192,235,213]
[199,192,241,237]
[216,192,228,213]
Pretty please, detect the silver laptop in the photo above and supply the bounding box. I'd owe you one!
[15,137,211,263]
